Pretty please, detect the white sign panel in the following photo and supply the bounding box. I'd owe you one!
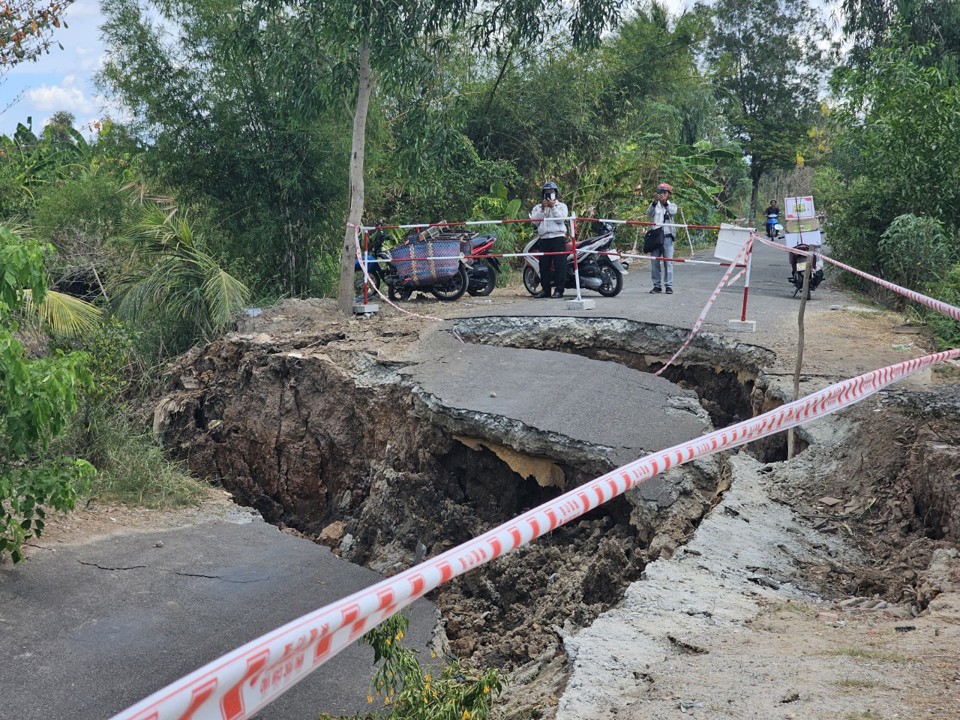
[784,196,816,220]
[714,224,753,262]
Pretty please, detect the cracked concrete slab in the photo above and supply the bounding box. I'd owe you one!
[403,339,712,468]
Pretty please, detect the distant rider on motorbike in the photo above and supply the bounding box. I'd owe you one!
[765,199,781,239]
[530,181,570,299]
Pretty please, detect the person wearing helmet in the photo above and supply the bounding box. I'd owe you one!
[530,181,570,298]
[647,183,678,294]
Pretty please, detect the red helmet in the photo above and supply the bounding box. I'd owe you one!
[656,183,673,194]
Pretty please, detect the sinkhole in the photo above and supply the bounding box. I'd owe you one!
[156,315,810,674]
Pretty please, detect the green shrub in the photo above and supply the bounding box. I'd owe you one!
[323,613,503,720]
[926,262,960,349]
[32,171,127,252]
[50,317,207,508]
[0,226,95,563]
[877,214,955,295]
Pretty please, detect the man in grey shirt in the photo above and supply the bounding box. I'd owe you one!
[647,182,678,294]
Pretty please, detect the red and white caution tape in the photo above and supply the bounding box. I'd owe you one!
[110,339,959,720]
[654,235,754,377]
[755,235,960,323]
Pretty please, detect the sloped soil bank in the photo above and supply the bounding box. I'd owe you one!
[766,386,960,607]
[154,328,728,672]
[152,309,960,715]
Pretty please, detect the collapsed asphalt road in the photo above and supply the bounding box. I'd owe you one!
[1,235,946,719]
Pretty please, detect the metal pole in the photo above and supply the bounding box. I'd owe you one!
[740,239,754,321]
[571,213,582,301]
[362,229,370,304]
[679,206,695,256]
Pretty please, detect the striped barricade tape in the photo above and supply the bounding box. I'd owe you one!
[111,344,960,720]
[755,235,960,323]
[654,235,754,377]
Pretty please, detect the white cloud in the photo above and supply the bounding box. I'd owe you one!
[26,75,97,115]
[67,0,102,18]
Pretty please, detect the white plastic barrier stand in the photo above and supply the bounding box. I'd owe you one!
[714,224,753,262]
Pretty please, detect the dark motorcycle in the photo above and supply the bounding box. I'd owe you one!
[521,221,626,297]
[788,242,824,298]
[354,228,390,299]
[463,233,501,297]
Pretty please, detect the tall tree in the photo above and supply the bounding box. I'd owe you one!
[98,0,352,297]
[701,0,833,217]
[841,0,960,68]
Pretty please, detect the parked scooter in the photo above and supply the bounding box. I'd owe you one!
[772,223,824,298]
[462,233,501,297]
[521,221,626,297]
[789,243,824,298]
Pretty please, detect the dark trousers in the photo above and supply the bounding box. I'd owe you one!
[538,236,568,293]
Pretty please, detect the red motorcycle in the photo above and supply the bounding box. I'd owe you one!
[463,234,501,296]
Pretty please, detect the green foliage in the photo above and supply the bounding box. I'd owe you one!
[0,119,94,217]
[49,316,140,462]
[877,214,955,293]
[83,421,207,507]
[31,167,128,253]
[0,225,94,563]
[111,206,251,360]
[98,0,353,297]
[832,43,960,223]
[48,316,207,507]
[703,0,833,214]
[470,180,528,251]
[828,41,960,286]
[926,263,960,349]
[322,614,502,720]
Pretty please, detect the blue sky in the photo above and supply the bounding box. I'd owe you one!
[1,0,109,138]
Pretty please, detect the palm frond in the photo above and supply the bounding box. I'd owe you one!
[203,267,251,333]
[22,289,102,337]
[111,205,249,353]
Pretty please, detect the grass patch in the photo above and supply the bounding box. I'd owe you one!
[766,600,817,617]
[834,678,887,689]
[826,647,911,663]
[90,432,208,507]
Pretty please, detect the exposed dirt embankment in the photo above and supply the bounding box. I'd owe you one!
[147,299,960,719]
[152,320,725,685]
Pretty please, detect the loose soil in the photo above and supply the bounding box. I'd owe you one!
[25,289,960,720]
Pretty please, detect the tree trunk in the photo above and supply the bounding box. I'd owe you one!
[338,40,374,315]
[749,171,761,222]
[787,259,813,459]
